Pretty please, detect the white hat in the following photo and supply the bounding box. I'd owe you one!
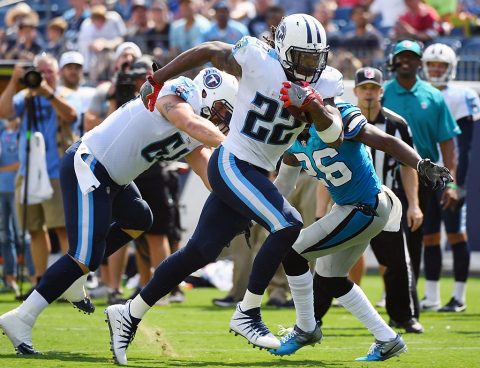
[59,51,84,68]
[114,42,142,61]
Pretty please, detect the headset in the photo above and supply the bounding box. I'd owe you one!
[386,39,425,72]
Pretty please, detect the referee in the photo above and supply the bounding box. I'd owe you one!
[354,67,424,333]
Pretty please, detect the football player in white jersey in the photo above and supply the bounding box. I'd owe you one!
[104,13,346,364]
[0,68,238,356]
[421,44,479,312]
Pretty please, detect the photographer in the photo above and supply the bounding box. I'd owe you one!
[0,54,78,294]
[84,42,141,131]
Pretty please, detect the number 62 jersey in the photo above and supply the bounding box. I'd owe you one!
[223,36,344,171]
[81,77,203,185]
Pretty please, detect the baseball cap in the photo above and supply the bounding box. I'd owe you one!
[214,1,229,10]
[392,40,422,58]
[115,42,142,61]
[355,67,383,87]
[130,56,154,77]
[59,51,84,68]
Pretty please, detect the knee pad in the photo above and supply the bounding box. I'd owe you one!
[118,199,153,232]
[315,274,353,298]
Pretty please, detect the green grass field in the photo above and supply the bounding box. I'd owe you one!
[0,275,479,368]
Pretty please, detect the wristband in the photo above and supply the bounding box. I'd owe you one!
[446,182,458,190]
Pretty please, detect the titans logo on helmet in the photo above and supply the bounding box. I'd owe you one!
[203,69,222,89]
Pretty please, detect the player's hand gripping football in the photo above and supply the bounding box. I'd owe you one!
[140,62,164,112]
[417,159,454,190]
[279,81,323,111]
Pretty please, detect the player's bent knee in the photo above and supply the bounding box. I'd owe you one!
[119,200,153,233]
[68,254,90,273]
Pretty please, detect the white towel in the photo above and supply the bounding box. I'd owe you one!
[382,185,402,232]
[20,132,53,204]
[74,142,101,195]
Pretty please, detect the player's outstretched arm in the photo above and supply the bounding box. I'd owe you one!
[356,123,453,189]
[154,41,241,84]
[273,152,302,198]
[158,94,225,148]
[185,145,213,191]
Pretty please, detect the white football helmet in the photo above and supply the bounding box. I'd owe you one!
[422,43,457,86]
[275,13,329,83]
[193,67,238,132]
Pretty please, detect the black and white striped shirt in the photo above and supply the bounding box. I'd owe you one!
[368,107,413,193]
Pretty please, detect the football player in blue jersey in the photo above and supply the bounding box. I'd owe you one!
[105,13,347,364]
[269,83,453,361]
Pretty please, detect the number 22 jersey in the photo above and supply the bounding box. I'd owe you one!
[223,36,344,171]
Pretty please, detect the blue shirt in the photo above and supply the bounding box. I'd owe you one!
[0,128,19,193]
[14,90,77,179]
[287,103,381,205]
[169,15,211,52]
[204,20,249,44]
[382,76,460,162]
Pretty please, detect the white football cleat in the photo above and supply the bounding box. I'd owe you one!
[229,304,280,349]
[105,301,138,365]
[0,308,39,355]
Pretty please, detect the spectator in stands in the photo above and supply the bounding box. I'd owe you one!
[0,117,21,297]
[341,4,384,67]
[126,0,152,51]
[45,17,68,60]
[229,0,257,25]
[169,0,211,60]
[370,0,406,28]
[313,0,341,48]
[459,0,480,15]
[247,0,274,38]
[146,0,171,64]
[58,51,96,138]
[3,2,39,39]
[256,5,285,42]
[204,1,249,44]
[2,14,42,61]
[425,0,458,19]
[275,0,317,16]
[392,0,442,42]
[78,4,126,82]
[0,54,79,296]
[62,0,90,51]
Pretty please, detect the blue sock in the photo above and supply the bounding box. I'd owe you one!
[36,255,84,303]
[424,245,442,281]
[452,241,470,282]
[140,244,209,306]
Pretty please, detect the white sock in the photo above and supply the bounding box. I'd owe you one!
[17,290,49,324]
[425,280,440,303]
[287,271,316,332]
[337,284,396,342]
[61,274,87,302]
[129,295,151,320]
[453,282,467,304]
[239,290,263,311]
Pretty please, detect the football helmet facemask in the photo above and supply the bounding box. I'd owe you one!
[275,13,329,84]
[193,68,238,133]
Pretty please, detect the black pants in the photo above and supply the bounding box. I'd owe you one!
[401,185,432,281]
[371,225,420,322]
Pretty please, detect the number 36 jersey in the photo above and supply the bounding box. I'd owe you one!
[287,102,381,206]
[224,36,344,171]
[82,77,203,185]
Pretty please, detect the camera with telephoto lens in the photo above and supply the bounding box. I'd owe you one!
[20,66,43,89]
[114,62,137,107]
